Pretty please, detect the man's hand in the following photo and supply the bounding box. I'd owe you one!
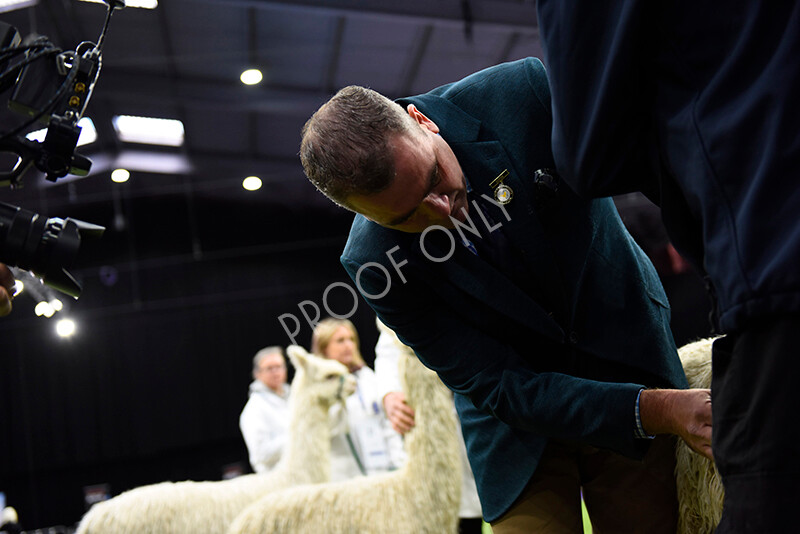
[383,391,416,435]
[0,264,15,317]
[639,388,713,460]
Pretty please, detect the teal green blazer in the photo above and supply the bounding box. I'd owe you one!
[341,58,687,521]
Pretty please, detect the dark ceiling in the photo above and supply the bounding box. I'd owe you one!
[1,0,541,200]
[0,0,542,316]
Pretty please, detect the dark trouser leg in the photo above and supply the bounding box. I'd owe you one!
[458,517,484,534]
[580,435,679,534]
[712,313,800,533]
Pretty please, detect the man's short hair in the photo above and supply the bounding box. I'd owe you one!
[300,86,418,208]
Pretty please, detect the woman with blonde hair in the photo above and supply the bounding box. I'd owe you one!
[311,318,367,372]
[312,317,405,481]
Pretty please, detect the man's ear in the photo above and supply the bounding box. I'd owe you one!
[406,104,440,134]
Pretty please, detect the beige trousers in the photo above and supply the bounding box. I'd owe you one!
[491,436,678,534]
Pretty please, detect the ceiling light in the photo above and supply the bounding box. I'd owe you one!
[240,69,263,86]
[55,318,76,338]
[112,115,184,147]
[0,0,37,13]
[35,301,55,317]
[26,117,98,147]
[242,176,262,191]
[111,168,130,183]
[79,0,157,8]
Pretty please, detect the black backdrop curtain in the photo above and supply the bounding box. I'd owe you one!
[0,241,380,530]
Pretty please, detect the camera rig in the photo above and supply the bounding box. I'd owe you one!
[0,0,125,298]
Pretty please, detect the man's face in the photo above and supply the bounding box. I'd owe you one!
[256,352,287,392]
[347,105,468,233]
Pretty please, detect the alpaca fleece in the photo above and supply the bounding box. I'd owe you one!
[675,337,724,534]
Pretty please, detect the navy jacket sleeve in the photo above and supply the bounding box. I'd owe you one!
[342,239,647,460]
[536,0,660,199]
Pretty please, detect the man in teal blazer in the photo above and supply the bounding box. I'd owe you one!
[300,58,711,531]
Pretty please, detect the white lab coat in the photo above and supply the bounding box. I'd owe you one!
[329,365,406,481]
[239,380,291,473]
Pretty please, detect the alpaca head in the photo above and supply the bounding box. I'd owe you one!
[286,345,356,407]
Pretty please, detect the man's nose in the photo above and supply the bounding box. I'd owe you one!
[423,192,451,218]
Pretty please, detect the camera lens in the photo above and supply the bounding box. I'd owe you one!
[0,201,104,297]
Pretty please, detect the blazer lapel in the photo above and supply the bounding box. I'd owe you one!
[400,93,570,336]
[408,226,564,342]
[451,140,571,325]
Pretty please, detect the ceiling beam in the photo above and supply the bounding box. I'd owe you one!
[93,69,328,115]
[397,24,433,97]
[323,16,347,94]
[192,0,538,32]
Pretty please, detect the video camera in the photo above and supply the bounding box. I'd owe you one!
[0,0,125,298]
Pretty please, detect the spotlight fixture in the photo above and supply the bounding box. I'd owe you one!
[111,168,130,183]
[112,115,184,146]
[240,69,263,86]
[55,318,76,337]
[242,176,262,191]
[0,0,38,14]
[35,300,54,317]
[79,0,157,8]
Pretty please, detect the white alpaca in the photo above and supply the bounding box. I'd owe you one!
[675,337,724,534]
[76,346,356,534]
[227,339,462,534]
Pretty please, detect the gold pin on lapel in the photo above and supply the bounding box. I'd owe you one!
[489,169,513,205]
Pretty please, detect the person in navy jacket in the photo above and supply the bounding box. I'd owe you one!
[537,3,800,531]
[299,58,711,532]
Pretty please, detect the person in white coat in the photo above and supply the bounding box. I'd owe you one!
[239,346,291,473]
[312,318,405,481]
[374,319,484,534]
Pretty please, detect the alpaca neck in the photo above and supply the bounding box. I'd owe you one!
[280,392,332,484]
[403,391,461,502]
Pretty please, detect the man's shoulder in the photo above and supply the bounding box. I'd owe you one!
[341,214,412,265]
[412,57,549,107]
[248,387,289,407]
[398,57,552,139]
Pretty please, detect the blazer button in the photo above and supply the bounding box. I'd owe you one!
[569,331,579,344]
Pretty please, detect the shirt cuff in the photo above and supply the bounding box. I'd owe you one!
[634,388,655,440]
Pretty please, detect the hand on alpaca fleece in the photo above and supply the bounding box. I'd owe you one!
[639,388,713,460]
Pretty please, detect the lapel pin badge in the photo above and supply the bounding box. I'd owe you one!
[489,169,513,205]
